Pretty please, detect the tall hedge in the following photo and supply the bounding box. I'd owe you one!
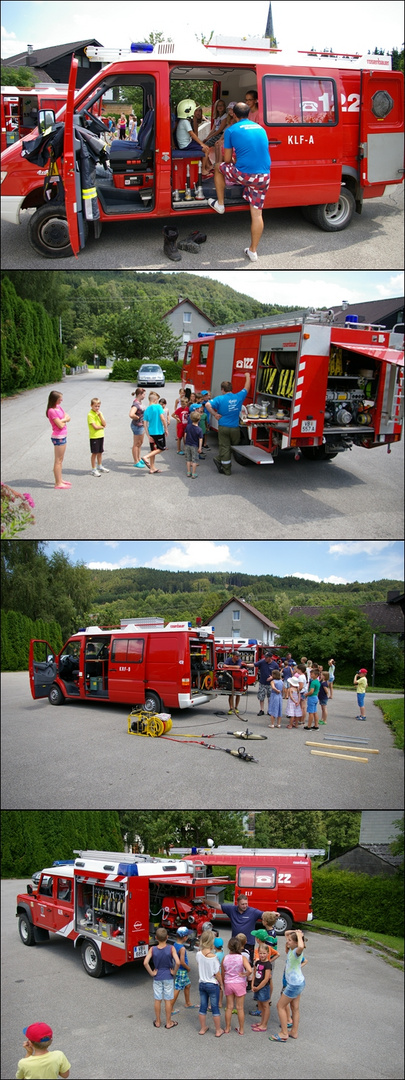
[312,868,404,935]
[1,609,63,672]
[1,811,124,877]
[1,277,64,394]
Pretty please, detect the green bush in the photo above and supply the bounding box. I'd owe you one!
[1,610,63,672]
[312,868,404,935]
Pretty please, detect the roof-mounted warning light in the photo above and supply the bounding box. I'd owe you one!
[130,42,154,53]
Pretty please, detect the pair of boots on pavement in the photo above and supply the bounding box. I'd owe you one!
[163,225,206,261]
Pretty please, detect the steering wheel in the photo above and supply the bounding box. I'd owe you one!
[81,109,107,134]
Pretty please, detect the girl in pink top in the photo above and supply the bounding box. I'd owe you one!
[46,390,71,489]
[222,937,252,1035]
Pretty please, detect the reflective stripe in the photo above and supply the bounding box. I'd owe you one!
[82,187,97,200]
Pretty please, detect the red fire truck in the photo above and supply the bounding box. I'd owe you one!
[182,310,404,465]
[1,85,68,151]
[1,36,403,257]
[186,847,318,932]
[16,850,229,978]
[29,621,248,712]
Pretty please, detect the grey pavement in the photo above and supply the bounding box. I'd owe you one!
[1,183,403,269]
[2,879,404,1080]
[1,371,404,540]
[1,678,403,810]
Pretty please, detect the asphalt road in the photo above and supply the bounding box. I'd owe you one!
[1,373,404,540]
[1,677,403,810]
[2,879,403,1080]
[1,183,403,269]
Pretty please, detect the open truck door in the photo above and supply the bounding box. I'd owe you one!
[63,56,85,256]
[29,640,57,700]
[360,70,404,188]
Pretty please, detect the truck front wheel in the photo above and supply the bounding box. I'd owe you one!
[143,690,162,714]
[48,683,65,706]
[28,204,74,258]
[304,187,355,231]
[81,939,106,978]
[18,913,36,946]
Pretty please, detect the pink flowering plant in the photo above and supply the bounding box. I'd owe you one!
[1,484,35,537]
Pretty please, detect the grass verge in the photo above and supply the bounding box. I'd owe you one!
[304,919,404,960]
[374,697,404,749]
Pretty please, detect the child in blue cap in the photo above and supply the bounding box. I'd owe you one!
[172,927,196,1011]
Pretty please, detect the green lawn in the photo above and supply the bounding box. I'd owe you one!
[305,919,404,959]
[374,697,404,749]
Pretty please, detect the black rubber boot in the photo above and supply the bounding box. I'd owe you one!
[177,237,200,253]
[163,226,181,261]
[187,230,207,244]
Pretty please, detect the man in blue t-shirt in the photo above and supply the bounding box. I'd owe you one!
[208,101,271,262]
[216,895,264,964]
[205,372,250,475]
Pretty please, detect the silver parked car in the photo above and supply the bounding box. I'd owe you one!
[137,363,166,387]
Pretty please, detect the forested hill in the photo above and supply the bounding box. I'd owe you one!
[89,568,403,626]
[3,270,298,333]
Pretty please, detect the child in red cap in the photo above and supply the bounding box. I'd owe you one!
[16,1023,70,1079]
[354,668,368,720]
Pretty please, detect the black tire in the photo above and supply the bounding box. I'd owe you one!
[18,913,36,946]
[274,911,293,934]
[48,683,65,706]
[300,446,338,461]
[143,690,162,714]
[303,187,355,232]
[81,939,106,978]
[28,204,74,259]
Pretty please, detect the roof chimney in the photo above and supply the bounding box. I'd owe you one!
[27,44,33,54]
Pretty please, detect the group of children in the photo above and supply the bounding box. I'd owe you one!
[16,915,307,1074]
[142,910,307,1041]
[258,657,332,731]
[45,386,211,487]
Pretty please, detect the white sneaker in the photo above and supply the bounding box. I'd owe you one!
[97,465,109,472]
[244,247,258,261]
[208,199,225,214]
[92,469,101,476]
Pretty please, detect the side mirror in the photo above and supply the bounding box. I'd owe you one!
[27,884,33,895]
[38,109,55,134]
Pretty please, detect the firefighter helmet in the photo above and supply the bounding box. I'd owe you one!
[177,99,197,118]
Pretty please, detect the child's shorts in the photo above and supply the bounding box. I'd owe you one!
[149,434,166,452]
[176,421,187,439]
[307,696,319,714]
[357,692,366,707]
[174,969,191,990]
[185,445,198,463]
[254,985,270,1002]
[90,438,104,453]
[283,979,305,1000]
[153,978,174,1001]
[51,437,67,445]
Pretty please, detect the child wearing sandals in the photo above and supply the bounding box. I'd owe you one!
[222,937,252,1035]
[268,668,283,728]
[271,930,307,1042]
[285,676,302,728]
[195,929,225,1037]
[250,943,273,1031]
[46,391,71,489]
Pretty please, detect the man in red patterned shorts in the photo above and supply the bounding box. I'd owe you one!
[208,101,271,261]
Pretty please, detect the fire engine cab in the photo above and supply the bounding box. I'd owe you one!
[182,309,404,465]
[16,850,230,978]
[1,35,403,258]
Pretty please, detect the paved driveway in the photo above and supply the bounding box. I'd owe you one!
[1,373,403,540]
[2,879,403,1080]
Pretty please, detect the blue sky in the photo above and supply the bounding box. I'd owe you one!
[167,271,404,308]
[45,541,404,584]
[2,1,403,59]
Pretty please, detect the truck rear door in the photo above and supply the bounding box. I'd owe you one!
[360,71,404,186]
[29,640,57,700]
[63,55,86,256]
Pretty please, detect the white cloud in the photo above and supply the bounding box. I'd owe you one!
[104,541,120,548]
[145,541,241,569]
[329,542,395,556]
[376,273,404,298]
[291,572,348,584]
[87,558,139,570]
